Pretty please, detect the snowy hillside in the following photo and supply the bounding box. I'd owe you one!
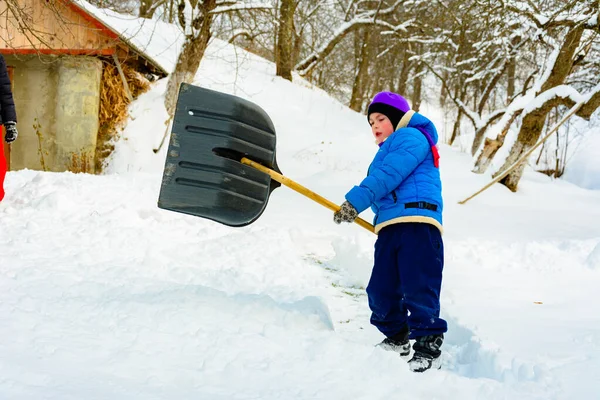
[2,39,600,399]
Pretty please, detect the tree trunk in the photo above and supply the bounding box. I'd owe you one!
[276,0,295,81]
[296,20,381,76]
[292,21,302,67]
[472,109,522,172]
[411,58,424,112]
[164,0,216,117]
[471,102,513,156]
[494,25,585,191]
[497,142,527,192]
[168,0,175,23]
[395,48,411,96]
[449,110,462,146]
[439,69,448,109]
[349,29,370,112]
[478,60,506,115]
[506,54,515,104]
[473,136,508,175]
[139,0,158,18]
[470,125,484,156]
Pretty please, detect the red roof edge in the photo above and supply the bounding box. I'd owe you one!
[60,0,168,76]
[2,48,116,56]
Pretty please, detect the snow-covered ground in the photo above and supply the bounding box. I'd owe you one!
[2,39,600,399]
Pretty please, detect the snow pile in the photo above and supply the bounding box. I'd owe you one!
[563,125,600,190]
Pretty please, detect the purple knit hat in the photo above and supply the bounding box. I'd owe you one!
[367,91,411,129]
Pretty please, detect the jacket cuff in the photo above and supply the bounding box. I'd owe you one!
[345,186,373,214]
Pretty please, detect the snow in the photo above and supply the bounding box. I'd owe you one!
[2,37,600,400]
[523,84,600,115]
[563,125,600,190]
[587,242,600,269]
[522,85,580,114]
[74,0,184,74]
[470,92,531,170]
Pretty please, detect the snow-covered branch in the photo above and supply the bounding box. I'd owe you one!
[356,0,408,20]
[295,5,412,75]
[421,60,479,126]
[504,0,597,29]
[550,84,600,120]
[209,2,272,15]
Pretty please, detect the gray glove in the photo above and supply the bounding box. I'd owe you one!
[333,201,358,224]
[4,122,17,143]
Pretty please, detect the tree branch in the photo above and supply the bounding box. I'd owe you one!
[295,2,410,75]
[560,85,600,119]
[209,3,272,15]
[422,60,478,126]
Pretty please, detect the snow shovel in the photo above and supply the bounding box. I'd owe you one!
[157,83,374,233]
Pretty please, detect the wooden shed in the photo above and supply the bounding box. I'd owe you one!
[0,0,168,173]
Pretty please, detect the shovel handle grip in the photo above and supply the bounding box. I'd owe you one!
[241,158,375,234]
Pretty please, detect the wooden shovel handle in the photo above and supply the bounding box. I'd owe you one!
[241,157,375,234]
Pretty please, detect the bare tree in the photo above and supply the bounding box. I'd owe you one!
[296,8,411,76]
[164,0,216,117]
[473,0,600,191]
[139,0,167,18]
[164,0,273,117]
[276,0,296,80]
[349,28,371,111]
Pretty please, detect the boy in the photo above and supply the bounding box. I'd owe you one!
[334,91,446,372]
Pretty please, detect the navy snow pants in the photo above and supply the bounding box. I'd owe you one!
[366,222,447,339]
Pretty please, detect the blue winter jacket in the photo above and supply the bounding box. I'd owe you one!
[345,111,443,233]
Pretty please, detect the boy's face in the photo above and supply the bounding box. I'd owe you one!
[369,112,395,145]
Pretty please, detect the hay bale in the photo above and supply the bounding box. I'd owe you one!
[95,60,151,172]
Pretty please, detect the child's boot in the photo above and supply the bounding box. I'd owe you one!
[408,334,443,372]
[376,326,410,357]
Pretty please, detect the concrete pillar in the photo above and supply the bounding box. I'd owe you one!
[54,57,102,173]
[6,55,58,172]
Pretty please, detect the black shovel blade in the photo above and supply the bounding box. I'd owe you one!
[158,83,282,227]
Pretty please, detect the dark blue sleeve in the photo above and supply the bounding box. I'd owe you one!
[0,55,17,123]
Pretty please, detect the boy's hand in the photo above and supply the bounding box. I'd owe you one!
[334,201,358,224]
